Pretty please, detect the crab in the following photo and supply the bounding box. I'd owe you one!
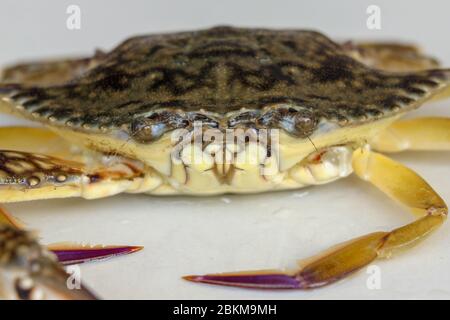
[0,26,449,299]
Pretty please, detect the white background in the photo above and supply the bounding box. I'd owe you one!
[0,0,449,299]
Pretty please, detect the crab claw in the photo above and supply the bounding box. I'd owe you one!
[48,244,143,265]
[183,270,308,289]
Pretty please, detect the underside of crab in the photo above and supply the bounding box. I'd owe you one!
[0,26,449,299]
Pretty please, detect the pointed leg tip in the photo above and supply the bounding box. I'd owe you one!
[99,244,144,257]
[128,245,144,253]
[183,272,304,289]
[53,244,144,265]
[183,274,215,283]
[183,275,202,282]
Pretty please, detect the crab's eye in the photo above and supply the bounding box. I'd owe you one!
[130,118,167,143]
[293,110,317,138]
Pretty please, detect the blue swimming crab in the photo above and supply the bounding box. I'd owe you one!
[0,26,448,299]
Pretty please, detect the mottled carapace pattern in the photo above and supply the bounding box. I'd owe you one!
[0,150,145,190]
[1,26,449,139]
[0,150,84,189]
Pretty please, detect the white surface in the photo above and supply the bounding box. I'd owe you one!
[0,0,449,299]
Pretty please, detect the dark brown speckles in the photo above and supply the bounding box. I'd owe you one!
[187,42,257,59]
[281,40,298,51]
[10,87,51,101]
[92,72,133,91]
[1,26,449,138]
[379,95,414,109]
[0,150,83,189]
[145,44,166,58]
[312,56,355,82]
[405,87,427,96]
[147,63,216,96]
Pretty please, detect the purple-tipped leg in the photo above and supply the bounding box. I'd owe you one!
[184,272,307,289]
[49,244,143,265]
[1,206,144,266]
[183,233,393,290]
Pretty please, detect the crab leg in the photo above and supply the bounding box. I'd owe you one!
[0,125,160,202]
[48,244,143,266]
[1,55,99,87]
[0,126,77,158]
[370,117,450,152]
[0,156,146,298]
[0,200,140,300]
[342,41,439,72]
[184,146,447,289]
[0,127,155,299]
[0,207,98,299]
[0,206,142,266]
